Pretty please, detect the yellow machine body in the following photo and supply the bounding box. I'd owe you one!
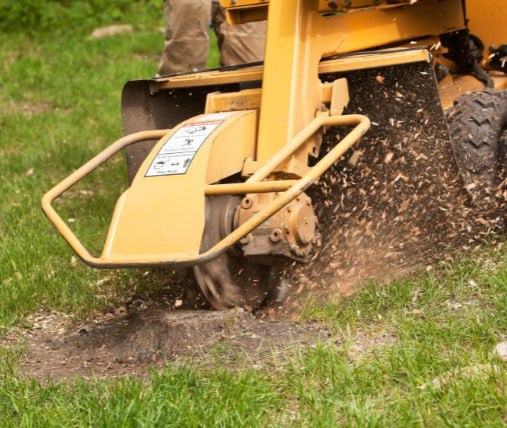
[467,0,507,50]
[103,111,256,264]
[43,0,466,268]
[43,0,505,303]
[435,0,507,108]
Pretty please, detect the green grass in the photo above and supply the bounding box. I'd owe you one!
[0,1,163,34]
[0,26,220,327]
[0,247,506,426]
[1,19,506,428]
[0,30,159,327]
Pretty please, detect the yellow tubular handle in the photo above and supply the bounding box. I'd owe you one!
[205,180,298,195]
[42,114,370,268]
[41,130,171,265]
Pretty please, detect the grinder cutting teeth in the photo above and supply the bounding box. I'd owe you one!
[194,191,319,309]
[42,0,507,310]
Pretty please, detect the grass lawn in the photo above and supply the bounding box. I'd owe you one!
[1,247,506,426]
[0,19,506,427]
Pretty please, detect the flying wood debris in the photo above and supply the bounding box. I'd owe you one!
[288,63,505,300]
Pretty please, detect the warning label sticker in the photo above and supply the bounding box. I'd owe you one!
[145,121,222,177]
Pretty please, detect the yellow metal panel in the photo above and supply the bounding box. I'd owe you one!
[220,0,267,7]
[256,0,463,164]
[206,110,257,183]
[330,78,350,116]
[205,83,350,114]
[467,0,507,51]
[220,0,268,24]
[221,0,418,16]
[101,111,256,262]
[318,49,431,74]
[155,49,430,90]
[205,88,262,113]
[439,73,507,109]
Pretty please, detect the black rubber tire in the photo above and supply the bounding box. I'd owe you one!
[447,89,507,211]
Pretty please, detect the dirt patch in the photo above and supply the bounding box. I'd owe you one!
[10,305,333,380]
[6,302,402,381]
[342,327,398,362]
[6,100,53,118]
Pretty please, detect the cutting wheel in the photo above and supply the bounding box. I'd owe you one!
[193,195,288,310]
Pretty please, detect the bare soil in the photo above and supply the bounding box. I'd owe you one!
[8,101,53,118]
[11,305,333,380]
[6,299,400,381]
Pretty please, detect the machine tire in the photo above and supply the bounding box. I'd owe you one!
[447,89,507,211]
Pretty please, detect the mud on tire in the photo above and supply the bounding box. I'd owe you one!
[447,89,507,213]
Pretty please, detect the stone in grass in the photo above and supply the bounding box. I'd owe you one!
[493,342,507,362]
[89,25,133,40]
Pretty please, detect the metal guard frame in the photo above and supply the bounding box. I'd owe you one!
[41,113,370,268]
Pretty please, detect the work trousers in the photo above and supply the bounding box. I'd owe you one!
[159,0,266,75]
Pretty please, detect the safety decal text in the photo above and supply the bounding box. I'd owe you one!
[145,121,221,177]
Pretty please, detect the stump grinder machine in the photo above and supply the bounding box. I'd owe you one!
[43,0,507,310]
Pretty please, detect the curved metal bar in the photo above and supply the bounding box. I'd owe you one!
[42,115,370,268]
[41,130,171,267]
[205,180,298,195]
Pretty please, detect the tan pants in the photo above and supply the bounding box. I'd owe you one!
[159,0,266,75]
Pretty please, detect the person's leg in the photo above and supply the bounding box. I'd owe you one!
[212,2,266,66]
[158,0,211,75]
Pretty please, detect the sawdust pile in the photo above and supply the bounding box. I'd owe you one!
[292,62,505,297]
